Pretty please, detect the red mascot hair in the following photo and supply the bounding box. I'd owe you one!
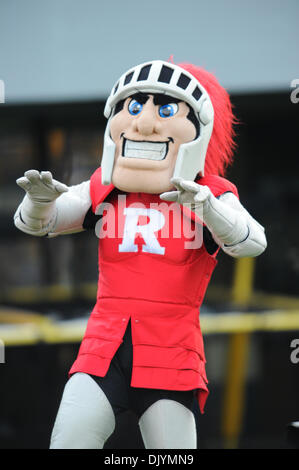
[178,62,238,176]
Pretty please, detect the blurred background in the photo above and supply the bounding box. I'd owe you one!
[0,0,299,449]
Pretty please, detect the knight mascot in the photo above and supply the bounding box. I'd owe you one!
[14,60,267,449]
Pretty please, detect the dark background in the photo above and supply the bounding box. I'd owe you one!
[0,90,299,448]
[1,91,298,299]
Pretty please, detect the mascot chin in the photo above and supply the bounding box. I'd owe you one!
[14,60,267,449]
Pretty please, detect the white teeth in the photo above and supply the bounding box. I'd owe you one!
[123,139,167,160]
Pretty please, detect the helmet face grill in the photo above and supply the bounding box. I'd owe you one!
[157,65,174,83]
[124,71,134,85]
[113,82,119,94]
[192,86,202,101]
[177,73,191,90]
[137,64,151,81]
[104,60,212,119]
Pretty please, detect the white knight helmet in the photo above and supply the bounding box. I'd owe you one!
[101,60,214,185]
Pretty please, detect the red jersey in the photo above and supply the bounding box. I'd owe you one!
[70,168,238,413]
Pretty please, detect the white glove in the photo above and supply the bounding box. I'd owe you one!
[160,176,251,254]
[14,169,68,235]
[160,177,211,212]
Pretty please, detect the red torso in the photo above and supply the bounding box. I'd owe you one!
[69,168,238,413]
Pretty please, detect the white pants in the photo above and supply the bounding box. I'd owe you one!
[50,373,197,449]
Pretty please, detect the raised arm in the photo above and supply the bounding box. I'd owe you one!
[160,177,267,258]
[14,170,92,238]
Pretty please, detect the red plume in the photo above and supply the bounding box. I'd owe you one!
[178,62,238,176]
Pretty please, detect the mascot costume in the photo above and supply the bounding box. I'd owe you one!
[14,60,267,449]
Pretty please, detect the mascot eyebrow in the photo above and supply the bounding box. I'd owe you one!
[113,92,200,138]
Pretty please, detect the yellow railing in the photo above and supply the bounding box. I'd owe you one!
[1,307,299,343]
[0,306,299,449]
[222,257,254,448]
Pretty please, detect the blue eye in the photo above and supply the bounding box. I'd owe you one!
[128,99,143,115]
[159,103,178,118]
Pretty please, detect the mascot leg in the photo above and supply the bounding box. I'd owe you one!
[138,399,197,449]
[50,372,115,449]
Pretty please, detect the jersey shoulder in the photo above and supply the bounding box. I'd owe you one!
[90,167,115,212]
[196,174,239,199]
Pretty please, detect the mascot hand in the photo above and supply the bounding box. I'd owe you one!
[16,169,68,203]
[15,170,68,233]
[160,177,211,210]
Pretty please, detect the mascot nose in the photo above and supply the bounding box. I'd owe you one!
[134,104,160,136]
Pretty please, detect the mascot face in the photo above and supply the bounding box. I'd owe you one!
[101,61,216,190]
[109,93,197,194]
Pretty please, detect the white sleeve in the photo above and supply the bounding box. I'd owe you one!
[202,191,267,258]
[47,180,92,237]
[14,180,92,237]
